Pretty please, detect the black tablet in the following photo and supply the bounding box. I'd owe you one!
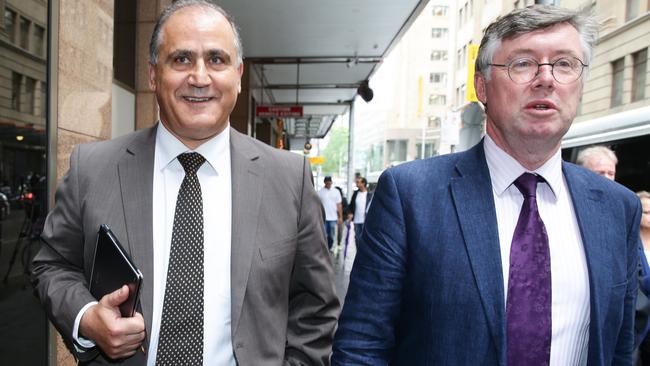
[89,224,143,317]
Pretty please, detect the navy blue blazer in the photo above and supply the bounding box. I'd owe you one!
[332,141,641,365]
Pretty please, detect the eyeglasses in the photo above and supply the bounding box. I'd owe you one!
[489,57,588,84]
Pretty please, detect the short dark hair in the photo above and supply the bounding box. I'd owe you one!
[324,176,332,183]
[476,5,598,81]
[149,0,243,66]
[359,177,367,186]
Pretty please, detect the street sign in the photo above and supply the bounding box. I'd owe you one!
[309,156,325,165]
[466,44,480,102]
[256,105,303,118]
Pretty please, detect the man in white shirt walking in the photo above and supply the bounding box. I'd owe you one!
[318,176,342,251]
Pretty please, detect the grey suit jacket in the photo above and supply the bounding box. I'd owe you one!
[31,124,340,365]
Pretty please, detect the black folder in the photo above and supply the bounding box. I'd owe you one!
[89,224,143,317]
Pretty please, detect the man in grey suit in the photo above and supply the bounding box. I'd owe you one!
[31,1,339,364]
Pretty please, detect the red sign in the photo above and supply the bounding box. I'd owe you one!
[256,105,303,118]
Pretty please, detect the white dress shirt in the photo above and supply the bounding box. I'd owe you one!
[483,135,590,366]
[148,122,234,365]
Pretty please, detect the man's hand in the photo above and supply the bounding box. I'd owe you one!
[79,285,145,359]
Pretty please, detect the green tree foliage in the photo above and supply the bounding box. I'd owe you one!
[321,127,349,176]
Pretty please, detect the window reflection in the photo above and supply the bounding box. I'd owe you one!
[0,1,49,364]
[4,8,15,41]
[19,16,29,49]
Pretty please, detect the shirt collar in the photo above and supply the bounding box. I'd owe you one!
[483,134,563,198]
[155,121,230,174]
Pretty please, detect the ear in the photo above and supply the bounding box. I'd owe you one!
[147,63,157,92]
[474,71,487,105]
[237,62,244,94]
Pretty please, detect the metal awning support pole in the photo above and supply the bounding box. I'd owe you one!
[347,101,355,196]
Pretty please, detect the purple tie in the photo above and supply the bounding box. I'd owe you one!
[507,173,551,366]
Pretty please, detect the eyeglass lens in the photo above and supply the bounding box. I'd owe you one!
[507,57,584,84]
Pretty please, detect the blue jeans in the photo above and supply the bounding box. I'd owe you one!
[324,220,337,250]
[354,223,364,245]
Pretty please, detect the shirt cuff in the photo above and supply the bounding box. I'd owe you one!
[73,301,99,351]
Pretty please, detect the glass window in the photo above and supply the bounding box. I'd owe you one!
[428,116,441,128]
[632,49,647,102]
[462,45,467,66]
[611,58,625,107]
[429,72,447,85]
[386,140,408,163]
[113,0,136,89]
[431,28,448,39]
[431,50,448,61]
[458,8,464,26]
[464,3,469,22]
[416,143,436,159]
[40,83,47,117]
[12,72,22,111]
[429,94,447,105]
[19,16,30,49]
[4,8,16,41]
[432,5,448,16]
[24,77,36,114]
[369,144,384,171]
[33,25,45,56]
[626,0,640,21]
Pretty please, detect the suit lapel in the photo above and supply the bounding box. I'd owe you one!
[229,128,263,336]
[117,125,156,344]
[563,163,608,364]
[450,142,506,364]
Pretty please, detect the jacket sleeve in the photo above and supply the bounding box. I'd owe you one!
[284,158,340,365]
[332,169,407,365]
[614,197,643,364]
[30,145,100,361]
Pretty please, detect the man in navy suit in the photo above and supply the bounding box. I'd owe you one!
[333,5,642,365]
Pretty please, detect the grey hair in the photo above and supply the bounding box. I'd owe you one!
[475,5,599,81]
[576,145,618,166]
[638,191,650,200]
[149,0,243,66]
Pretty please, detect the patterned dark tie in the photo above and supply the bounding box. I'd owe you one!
[506,172,552,366]
[156,152,206,365]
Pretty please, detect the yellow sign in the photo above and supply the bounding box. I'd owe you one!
[309,156,325,165]
[466,44,480,102]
